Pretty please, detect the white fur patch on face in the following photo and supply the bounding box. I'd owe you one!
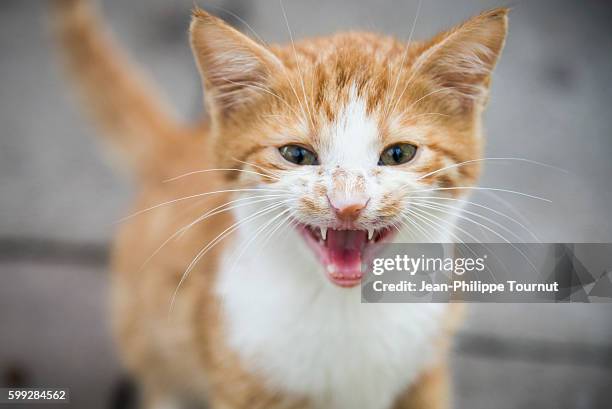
[321,88,380,169]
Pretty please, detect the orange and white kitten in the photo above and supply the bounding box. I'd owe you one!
[53,1,507,408]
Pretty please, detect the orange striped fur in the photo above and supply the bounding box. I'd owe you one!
[52,1,507,408]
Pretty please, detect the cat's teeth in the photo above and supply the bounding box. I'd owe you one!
[320,227,327,241]
[367,229,374,241]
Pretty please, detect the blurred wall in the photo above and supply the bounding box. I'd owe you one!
[0,0,611,245]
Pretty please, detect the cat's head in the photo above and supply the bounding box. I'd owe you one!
[190,8,508,287]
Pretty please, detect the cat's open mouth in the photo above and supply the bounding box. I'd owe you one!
[297,224,395,288]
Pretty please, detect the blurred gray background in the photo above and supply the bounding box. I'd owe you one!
[1,0,611,408]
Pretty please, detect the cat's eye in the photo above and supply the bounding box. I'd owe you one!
[279,145,319,166]
[378,143,418,166]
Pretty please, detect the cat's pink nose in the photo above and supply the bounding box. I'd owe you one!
[328,195,369,222]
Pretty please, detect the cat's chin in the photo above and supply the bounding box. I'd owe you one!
[296,223,395,288]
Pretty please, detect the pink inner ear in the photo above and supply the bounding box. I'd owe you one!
[190,10,283,115]
[410,9,508,109]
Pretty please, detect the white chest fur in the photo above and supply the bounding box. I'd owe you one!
[216,215,447,409]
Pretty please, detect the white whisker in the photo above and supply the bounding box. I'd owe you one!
[412,198,529,243]
[233,158,284,178]
[405,112,450,121]
[410,202,537,276]
[227,207,294,275]
[169,200,294,313]
[117,188,290,223]
[204,4,268,46]
[220,78,302,117]
[416,157,568,182]
[406,186,552,203]
[404,206,502,280]
[164,168,279,183]
[398,213,434,242]
[409,195,540,242]
[383,0,423,119]
[280,0,316,131]
[138,194,290,272]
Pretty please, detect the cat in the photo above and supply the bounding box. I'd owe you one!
[53,1,508,408]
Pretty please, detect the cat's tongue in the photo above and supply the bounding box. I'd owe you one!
[323,229,368,287]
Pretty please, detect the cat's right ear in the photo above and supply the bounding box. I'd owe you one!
[190,8,283,119]
[410,8,508,114]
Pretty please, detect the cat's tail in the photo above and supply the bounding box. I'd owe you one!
[51,0,184,176]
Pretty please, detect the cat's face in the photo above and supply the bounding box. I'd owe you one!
[191,8,508,287]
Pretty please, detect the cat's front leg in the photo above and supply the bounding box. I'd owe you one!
[140,391,183,409]
[392,363,450,409]
[206,391,310,409]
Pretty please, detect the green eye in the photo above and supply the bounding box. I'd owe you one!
[378,143,418,166]
[279,145,318,166]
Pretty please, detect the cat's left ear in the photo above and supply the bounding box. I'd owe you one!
[412,8,509,112]
[190,8,283,118]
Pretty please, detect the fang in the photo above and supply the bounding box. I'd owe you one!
[367,229,374,240]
